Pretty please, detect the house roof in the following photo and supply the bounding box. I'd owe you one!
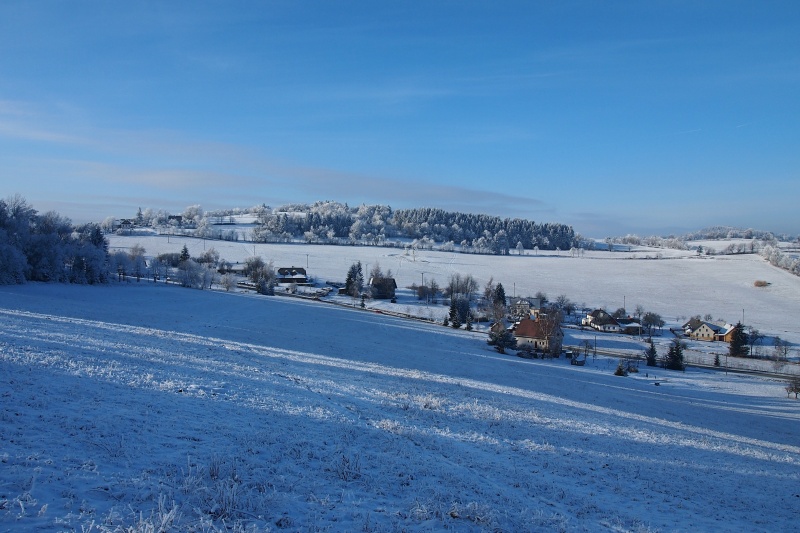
[588,309,619,327]
[277,267,307,277]
[369,277,397,288]
[682,318,703,332]
[685,320,728,335]
[514,318,561,340]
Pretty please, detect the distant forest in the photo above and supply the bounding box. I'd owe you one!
[228,201,578,253]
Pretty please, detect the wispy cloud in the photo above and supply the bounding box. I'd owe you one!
[0,97,564,225]
[252,160,551,217]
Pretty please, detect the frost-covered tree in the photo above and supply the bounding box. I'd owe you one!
[182,205,204,226]
[0,242,27,284]
[345,261,364,298]
[178,258,205,289]
[0,196,109,285]
[129,244,147,282]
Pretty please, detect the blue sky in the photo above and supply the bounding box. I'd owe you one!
[1,1,798,237]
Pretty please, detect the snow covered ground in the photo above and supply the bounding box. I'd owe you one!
[109,233,800,347]
[2,283,799,532]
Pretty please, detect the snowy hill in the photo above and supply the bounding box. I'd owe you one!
[1,283,799,532]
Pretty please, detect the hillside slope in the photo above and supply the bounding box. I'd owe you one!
[1,283,798,532]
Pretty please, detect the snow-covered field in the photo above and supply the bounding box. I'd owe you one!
[2,282,799,532]
[109,233,800,347]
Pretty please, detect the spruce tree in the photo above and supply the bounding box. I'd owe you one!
[488,328,516,354]
[728,322,749,358]
[179,245,190,263]
[345,261,364,298]
[644,339,658,367]
[493,283,506,307]
[665,339,686,371]
[449,299,462,328]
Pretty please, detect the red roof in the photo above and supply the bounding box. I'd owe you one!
[514,318,560,339]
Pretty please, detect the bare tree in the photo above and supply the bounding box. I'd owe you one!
[773,337,790,362]
[220,273,236,292]
[128,244,147,282]
[748,327,764,357]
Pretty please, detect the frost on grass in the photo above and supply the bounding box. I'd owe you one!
[1,284,799,532]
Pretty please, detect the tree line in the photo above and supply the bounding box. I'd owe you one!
[245,202,577,252]
[0,195,109,285]
[115,201,579,254]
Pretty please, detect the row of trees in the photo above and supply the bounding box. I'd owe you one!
[116,201,580,254]
[643,339,686,371]
[1,195,109,285]
[761,244,800,278]
[211,201,578,253]
[391,207,577,252]
[605,226,795,254]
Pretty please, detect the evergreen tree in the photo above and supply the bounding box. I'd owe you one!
[714,353,721,367]
[664,339,686,371]
[344,261,364,298]
[487,328,517,354]
[728,322,749,358]
[465,313,473,331]
[449,298,462,328]
[256,276,275,295]
[493,283,506,308]
[179,244,190,263]
[644,339,658,367]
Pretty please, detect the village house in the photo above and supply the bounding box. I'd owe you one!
[509,298,531,319]
[683,318,734,342]
[582,309,621,333]
[513,317,563,353]
[369,276,397,300]
[509,297,543,320]
[277,267,308,285]
[616,316,643,335]
[116,218,135,232]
